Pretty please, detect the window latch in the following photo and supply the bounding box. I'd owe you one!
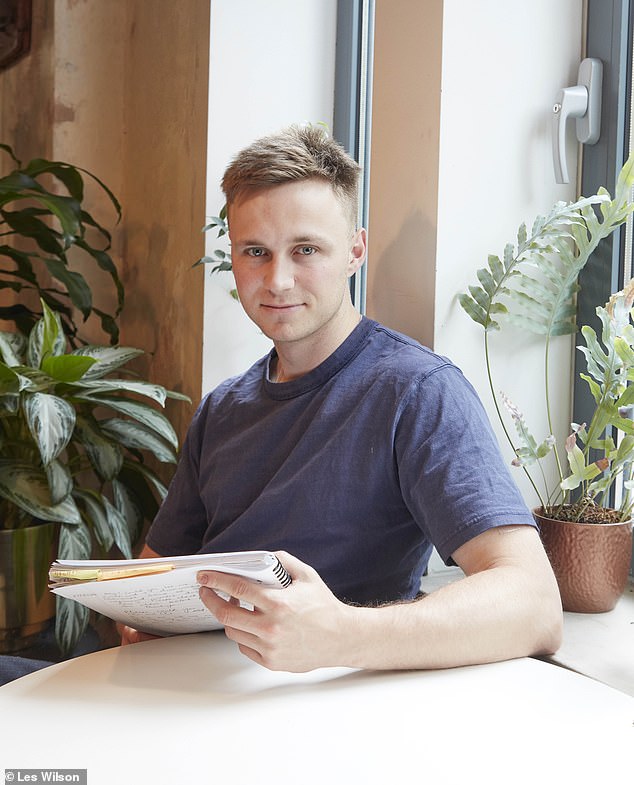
[552,57,603,184]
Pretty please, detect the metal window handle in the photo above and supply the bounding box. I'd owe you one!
[552,58,603,184]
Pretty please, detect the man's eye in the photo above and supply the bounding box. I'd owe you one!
[296,246,316,256]
[246,248,266,257]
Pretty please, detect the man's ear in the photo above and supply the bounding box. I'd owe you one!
[348,228,367,277]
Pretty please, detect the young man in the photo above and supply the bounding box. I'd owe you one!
[121,125,562,671]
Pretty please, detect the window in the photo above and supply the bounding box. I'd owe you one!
[576,0,634,571]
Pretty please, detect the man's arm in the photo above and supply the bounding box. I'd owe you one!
[196,525,562,672]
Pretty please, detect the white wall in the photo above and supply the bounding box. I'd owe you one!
[204,0,584,509]
[203,0,338,395]
[367,0,583,508]
[433,1,582,505]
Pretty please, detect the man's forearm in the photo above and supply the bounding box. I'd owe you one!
[339,563,562,671]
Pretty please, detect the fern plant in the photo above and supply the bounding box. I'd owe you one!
[459,153,634,521]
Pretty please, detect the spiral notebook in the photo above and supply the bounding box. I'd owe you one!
[49,551,291,636]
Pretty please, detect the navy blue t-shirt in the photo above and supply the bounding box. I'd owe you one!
[147,318,535,605]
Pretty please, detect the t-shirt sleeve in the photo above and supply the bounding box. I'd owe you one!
[395,363,536,563]
[145,398,210,556]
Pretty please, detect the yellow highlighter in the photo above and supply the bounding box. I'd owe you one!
[49,563,175,583]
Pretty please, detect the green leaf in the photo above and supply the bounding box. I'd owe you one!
[476,267,497,296]
[41,354,96,382]
[467,285,491,312]
[0,362,20,394]
[616,384,634,408]
[33,193,82,245]
[43,258,93,318]
[458,292,488,328]
[565,441,586,479]
[22,159,85,201]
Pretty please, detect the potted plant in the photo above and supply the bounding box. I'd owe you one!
[0,143,123,343]
[459,155,634,612]
[0,301,189,653]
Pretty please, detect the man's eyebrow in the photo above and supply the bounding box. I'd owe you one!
[232,239,264,246]
[233,234,331,246]
[290,234,331,245]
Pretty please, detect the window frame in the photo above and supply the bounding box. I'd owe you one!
[333,0,375,312]
[576,0,634,570]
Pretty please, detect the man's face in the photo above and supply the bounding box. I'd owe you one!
[228,179,366,351]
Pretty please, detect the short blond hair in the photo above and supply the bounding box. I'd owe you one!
[221,125,361,227]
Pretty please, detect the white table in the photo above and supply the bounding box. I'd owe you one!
[1,632,632,785]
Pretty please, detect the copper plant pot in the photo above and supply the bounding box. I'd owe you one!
[534,508,633,613]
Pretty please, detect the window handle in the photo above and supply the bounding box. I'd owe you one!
[552,58,603,184]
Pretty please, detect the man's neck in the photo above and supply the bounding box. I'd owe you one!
[272,308,362,382]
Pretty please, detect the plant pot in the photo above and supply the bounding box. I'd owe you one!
[533,508,633,613]
[0,521,58,653]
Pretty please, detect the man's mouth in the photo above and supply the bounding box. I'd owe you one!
[261,303,303,310]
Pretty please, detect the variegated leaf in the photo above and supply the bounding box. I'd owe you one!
[0,331,26,366]
[45,459,73,505]
[55,595,89,656]
[122,459,169,500]
[58,519,92,559]
[112,478,143,543]
[103,495,132,558]
[101,417,176,463]
[74,394,178,447]
[55,521,91,654]
[74,414,122,481]
[0,461,81,523]
[74,488,114,551]
[26,306,65,368]
[75,378,167,406]
[23,391,75,465]
[71,345,144,379]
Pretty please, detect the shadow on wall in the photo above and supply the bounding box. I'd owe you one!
[367,210,436,349]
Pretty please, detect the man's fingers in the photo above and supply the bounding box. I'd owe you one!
[119,625,160,646]
[198,584,263,632]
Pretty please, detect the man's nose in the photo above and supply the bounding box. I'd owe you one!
[264,255,295,292]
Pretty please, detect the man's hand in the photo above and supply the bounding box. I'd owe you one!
[116,544,164,646]
[117,622,161,646]
[196,551,355,672]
